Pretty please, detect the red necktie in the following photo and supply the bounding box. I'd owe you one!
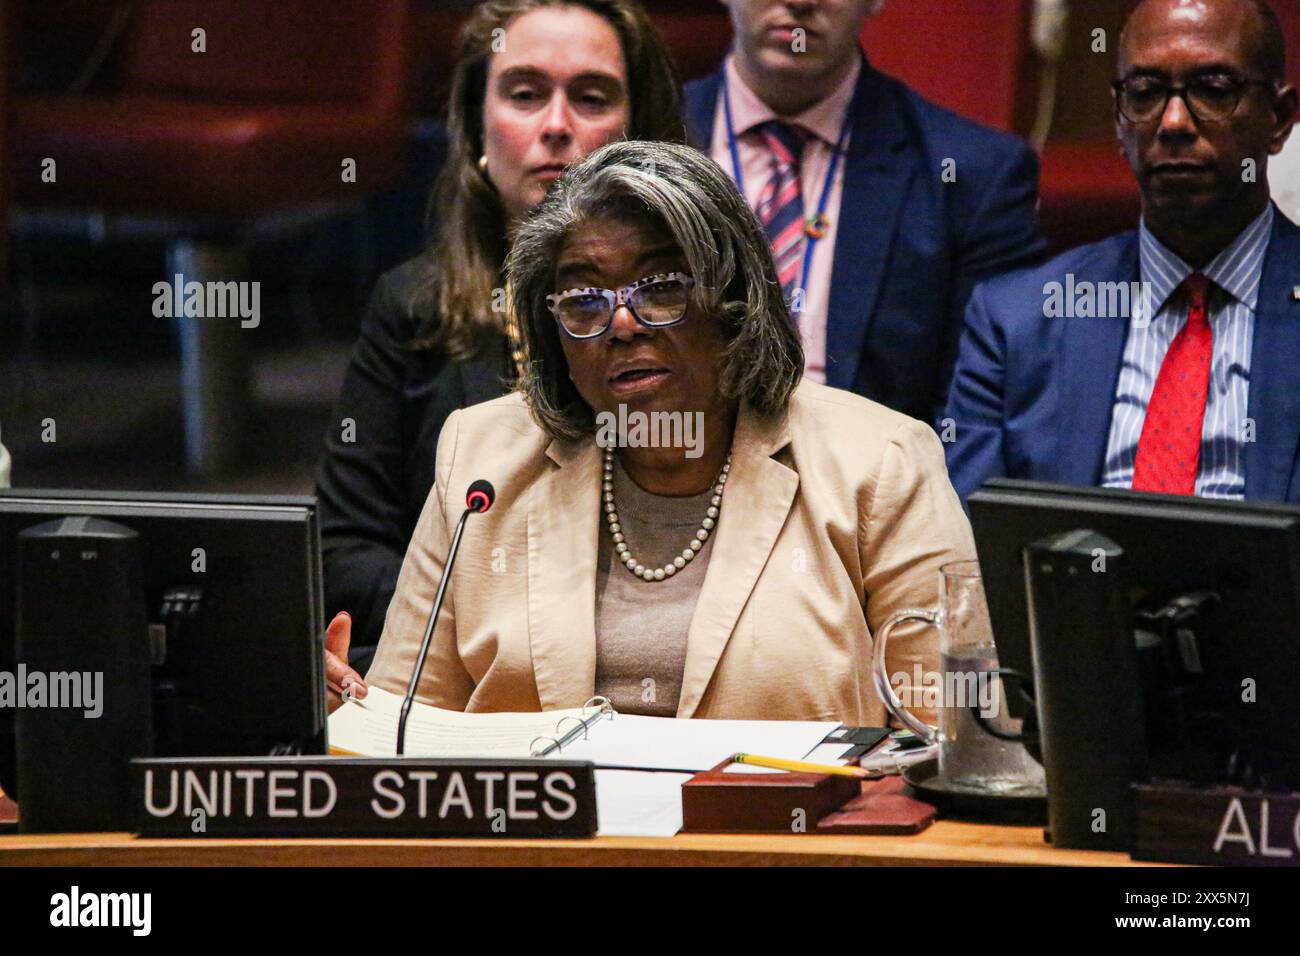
[1132,273,1214,495]
[756,121,807,306]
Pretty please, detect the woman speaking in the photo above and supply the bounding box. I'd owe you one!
[315,0,682,673]
[345,141,975,725]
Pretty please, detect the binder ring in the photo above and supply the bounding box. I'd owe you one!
[530,735,560,757]
[554,715,589,743]
[532,700,615,756]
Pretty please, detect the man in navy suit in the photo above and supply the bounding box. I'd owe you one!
[946,0,1299,504]
[684,1,1045,424]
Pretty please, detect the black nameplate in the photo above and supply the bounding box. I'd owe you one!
[1133,781,1300,866]
[132,757,597,838]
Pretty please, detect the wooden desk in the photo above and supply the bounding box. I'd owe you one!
[0,822,1154,866]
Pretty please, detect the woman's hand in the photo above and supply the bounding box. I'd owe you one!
[325,611,367,714]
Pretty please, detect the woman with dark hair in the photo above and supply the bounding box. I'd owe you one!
[316,0,683,676]
[336,141,975,725]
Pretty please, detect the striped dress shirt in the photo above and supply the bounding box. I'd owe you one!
[709,56,858,385]
[1101,204,1274,498]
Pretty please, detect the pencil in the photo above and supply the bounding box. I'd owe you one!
[733,753,869,778]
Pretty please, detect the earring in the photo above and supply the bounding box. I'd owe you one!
[477,154,489,175]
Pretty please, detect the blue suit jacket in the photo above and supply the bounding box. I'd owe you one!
[944,207,1300,504]
[685,59,1046,422]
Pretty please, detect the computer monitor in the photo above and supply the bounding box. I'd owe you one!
[0,489,327,799]
[969,479,1300,789]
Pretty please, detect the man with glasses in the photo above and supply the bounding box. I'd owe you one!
[684,0,1045,425]
[944,0,1299,504]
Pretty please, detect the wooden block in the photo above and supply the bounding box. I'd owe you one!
[0,792,17,827]
[817,776,936,835]
[682,759,861,833]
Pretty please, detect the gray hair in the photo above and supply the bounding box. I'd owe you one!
[507,140,803,442]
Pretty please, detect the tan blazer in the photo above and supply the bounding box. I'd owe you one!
[367,381,975,726]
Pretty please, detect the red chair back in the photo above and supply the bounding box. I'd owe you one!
[861,0,1033,133]
[120,0,407,110]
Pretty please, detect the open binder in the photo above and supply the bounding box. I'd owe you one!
[328,687,844,773]
[528,696,616,756]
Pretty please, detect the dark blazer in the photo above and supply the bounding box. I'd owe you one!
[944,207,1300,504]
[315,256,513,668]
[684,57,1047,422]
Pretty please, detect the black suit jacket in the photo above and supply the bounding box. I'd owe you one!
[314,256,513,668]
[684,57,1047,422]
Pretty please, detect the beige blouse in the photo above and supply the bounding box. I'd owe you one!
[594,456,715,717]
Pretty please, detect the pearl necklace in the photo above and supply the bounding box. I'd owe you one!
[603,446,731,582]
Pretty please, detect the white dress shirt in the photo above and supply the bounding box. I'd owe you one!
[1101,205,1273,498]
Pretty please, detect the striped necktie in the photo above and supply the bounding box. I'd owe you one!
[755,121,807,311]
[1132,273,1215,495]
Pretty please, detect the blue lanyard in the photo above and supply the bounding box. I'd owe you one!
[722,72,854,300]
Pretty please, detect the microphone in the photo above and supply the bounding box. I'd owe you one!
[396,479,496,756]
[465,479,495,514]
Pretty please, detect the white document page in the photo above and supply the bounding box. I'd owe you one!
[595,770,691,837]
[561,714,838,772]
[328,686,587,758]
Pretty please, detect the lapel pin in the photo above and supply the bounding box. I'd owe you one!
[804,214,830,240]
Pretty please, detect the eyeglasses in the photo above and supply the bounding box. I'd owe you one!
[1112,74,1275,125]
[546,272,695,340]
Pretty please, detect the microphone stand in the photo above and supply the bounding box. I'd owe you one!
[396,505,479,756]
